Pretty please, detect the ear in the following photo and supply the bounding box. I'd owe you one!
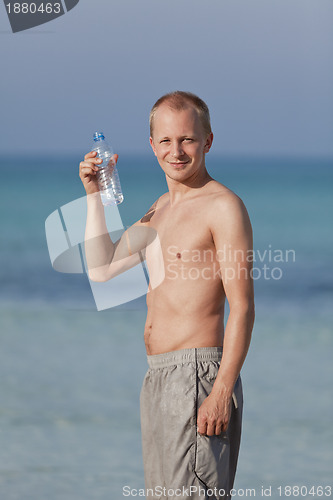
[203,132,213,153]
[150,136,157,156]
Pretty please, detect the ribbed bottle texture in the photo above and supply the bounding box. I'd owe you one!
[92,132,124,206]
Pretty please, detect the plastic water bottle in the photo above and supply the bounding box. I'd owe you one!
[91,132,124,206]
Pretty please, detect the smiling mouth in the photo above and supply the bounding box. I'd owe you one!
[169,161,188,167]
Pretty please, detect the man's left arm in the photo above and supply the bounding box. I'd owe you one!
[197,194,255,437]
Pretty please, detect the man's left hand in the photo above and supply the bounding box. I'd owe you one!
[197,391,232,436]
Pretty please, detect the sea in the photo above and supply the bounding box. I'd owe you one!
[0,154,332,499]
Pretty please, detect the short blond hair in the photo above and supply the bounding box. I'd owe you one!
[149,91,212,137]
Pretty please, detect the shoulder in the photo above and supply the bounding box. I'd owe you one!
[205,181,252,235]
[205,180,247,217]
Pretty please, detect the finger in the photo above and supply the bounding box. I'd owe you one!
[206,421,216,437]
[79,162,101,178]
[81,158,102,169]
[80,166,98,177]
[84,151,98,160]
[221,420,229,433]
[79,161,101,173]
[107,154,118,169]
[215,423,223,436]
[197,421,207,436]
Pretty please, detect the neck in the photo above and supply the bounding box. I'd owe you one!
[166,165,212,206]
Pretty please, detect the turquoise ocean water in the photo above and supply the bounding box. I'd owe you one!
[0,155,332,499]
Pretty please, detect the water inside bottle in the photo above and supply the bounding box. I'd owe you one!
[96,153,123,205]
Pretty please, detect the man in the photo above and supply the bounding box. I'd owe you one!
[79,91,255,500]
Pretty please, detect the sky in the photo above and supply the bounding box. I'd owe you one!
[0,0,332,158]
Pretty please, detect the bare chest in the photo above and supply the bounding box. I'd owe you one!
[148,201,215,264]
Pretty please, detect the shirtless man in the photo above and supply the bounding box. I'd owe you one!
[79,91,255,500]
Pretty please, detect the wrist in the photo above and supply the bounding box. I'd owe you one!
[86,191,103,206]
[211,379,234,399]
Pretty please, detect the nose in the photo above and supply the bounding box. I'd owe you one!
[170,141,184,158]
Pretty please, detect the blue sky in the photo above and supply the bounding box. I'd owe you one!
[1,0,332,157]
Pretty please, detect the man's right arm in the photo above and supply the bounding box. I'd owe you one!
[79,151,156,282]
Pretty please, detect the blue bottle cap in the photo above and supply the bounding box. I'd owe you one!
[93,132,105,141]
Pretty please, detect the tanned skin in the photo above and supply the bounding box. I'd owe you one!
[79,103,255,437]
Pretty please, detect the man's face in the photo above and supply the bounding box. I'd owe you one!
[150,104,213,182]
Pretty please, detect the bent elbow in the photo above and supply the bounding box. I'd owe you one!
[88,270,110,282]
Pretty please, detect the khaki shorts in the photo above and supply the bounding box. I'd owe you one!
[140,347,243,500]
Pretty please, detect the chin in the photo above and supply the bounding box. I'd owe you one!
[167,170,193,182]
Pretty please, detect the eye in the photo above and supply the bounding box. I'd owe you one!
[160,139,170,143]
[183,138,194,142]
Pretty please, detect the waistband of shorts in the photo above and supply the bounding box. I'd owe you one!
[146,346,223,369]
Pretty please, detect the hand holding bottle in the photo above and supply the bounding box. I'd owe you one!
[79,151,119,197]
[80,132,123,206]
